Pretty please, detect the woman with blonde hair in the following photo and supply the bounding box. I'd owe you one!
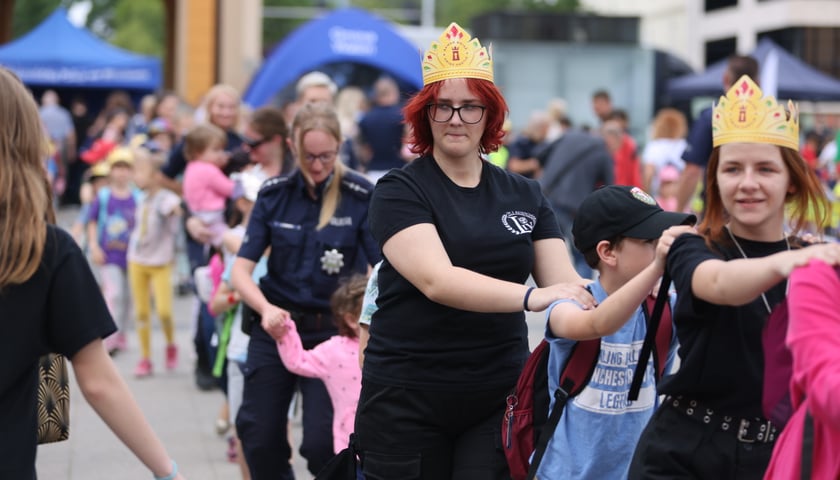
[231,101,380,479]
[0,67,185,479]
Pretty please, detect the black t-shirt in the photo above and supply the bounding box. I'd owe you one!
[659,233,788,418]
[0,226,116,478]
[365,156,562,390]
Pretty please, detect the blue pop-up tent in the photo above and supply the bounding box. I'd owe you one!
[0,7,161,90]
[243,7,423,108]
[667,38,840,101]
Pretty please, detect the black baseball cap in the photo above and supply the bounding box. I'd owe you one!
[572,185,696,253]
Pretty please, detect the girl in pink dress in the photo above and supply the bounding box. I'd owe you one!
[764,259,840,479]
[274,274,367,453]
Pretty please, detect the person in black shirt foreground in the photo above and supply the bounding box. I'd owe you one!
[354,23,594,480]
[0,67,185,480]
[629,76,840,479]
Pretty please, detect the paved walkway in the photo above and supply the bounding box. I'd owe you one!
[37,206,547,479]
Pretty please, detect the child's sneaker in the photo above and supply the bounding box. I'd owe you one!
[134,358,153,378]
[165,344,178,371]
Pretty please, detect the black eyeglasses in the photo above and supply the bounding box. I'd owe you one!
[303,151,338,165]
[427,103,487,124]
[241,135,268,150]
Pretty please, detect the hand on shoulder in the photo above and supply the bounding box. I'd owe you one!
[529,283,596,312]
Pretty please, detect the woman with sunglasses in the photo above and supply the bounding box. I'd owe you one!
[354,23,592,479]
[231,101,380,480]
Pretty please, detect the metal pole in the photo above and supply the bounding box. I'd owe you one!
[421,0,435,27]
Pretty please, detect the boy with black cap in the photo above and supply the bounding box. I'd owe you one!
[537,185,695,479]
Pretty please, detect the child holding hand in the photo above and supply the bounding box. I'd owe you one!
[272,274,368,454]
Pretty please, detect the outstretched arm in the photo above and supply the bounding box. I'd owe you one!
[383,223,592,313]
[71,339,185,479]
[691,242,840,306]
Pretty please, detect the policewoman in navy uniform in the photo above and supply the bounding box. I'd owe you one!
[231,101,380,480]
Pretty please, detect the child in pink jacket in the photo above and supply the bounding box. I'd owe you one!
[764,259,840,479]
[181,124,234,248]
[275,274,367,453]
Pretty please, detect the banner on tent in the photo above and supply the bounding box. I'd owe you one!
[6,66,155,85]
[329,27,378,56]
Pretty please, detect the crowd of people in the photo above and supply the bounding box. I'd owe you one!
[3,17,840,480]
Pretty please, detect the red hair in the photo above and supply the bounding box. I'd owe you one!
[403,78,508,157]
[699,145,828,246]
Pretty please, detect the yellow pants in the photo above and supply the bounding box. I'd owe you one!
[128,262,175,359]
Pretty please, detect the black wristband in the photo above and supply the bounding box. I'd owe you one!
[524,286,535,312]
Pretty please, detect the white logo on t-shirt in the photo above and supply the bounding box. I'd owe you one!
[501,211,536,235]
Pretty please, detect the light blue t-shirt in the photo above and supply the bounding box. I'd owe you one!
[536,280,677,479]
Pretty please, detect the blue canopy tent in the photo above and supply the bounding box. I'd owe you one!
[243,8,423,108]
[667,38,840,101]
[0,7,161,91]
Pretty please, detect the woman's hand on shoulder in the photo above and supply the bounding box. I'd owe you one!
[528,282,596,312]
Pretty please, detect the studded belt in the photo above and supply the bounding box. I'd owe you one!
[665,396,777,444]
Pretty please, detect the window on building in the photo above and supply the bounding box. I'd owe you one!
[705,37,737,66]
[705,0,738,11]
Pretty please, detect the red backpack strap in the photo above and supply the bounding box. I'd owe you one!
[527,338,600,480]
[649,294,673,380]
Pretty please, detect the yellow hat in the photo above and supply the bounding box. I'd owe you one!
[712,75,799,151]
[422,23,493,86]
[106,146,134,167]
[89,161,110,178]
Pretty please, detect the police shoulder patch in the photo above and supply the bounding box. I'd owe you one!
[341,172,373,199]
[259,175,291,193]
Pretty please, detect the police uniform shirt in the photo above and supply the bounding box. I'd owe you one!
[238,169,381,312]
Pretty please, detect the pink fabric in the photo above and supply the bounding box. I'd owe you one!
[182,161,234,213]
[764,260,840,480]
[276,321,361,453]
[206,254,225,316]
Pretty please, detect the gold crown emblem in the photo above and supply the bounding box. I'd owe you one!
[712,75,799,151]
[422,23,493,86]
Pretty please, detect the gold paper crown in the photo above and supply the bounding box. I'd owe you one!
[712,75,799,151]
[422,23,493,86]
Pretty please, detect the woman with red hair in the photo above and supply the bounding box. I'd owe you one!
[354,23,592,479]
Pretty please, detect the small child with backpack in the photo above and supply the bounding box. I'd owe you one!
[85,147,141,355]
[529,185,694,479]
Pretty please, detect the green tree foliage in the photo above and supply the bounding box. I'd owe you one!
[110,1,164,57]
[12,0,162,57]
[261,0,580,53]
[12,0,69,38]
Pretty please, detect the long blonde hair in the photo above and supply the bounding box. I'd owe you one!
[292,102,344,230]
[0,67,54,289]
